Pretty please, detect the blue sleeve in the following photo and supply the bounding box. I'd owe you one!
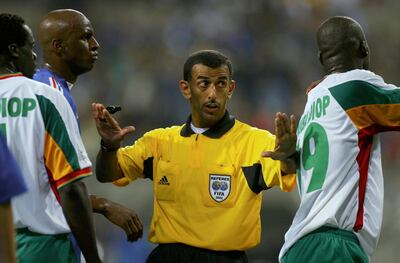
[0,134,27,204]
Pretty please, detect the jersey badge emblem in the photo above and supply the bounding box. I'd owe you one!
[209,174,231,202]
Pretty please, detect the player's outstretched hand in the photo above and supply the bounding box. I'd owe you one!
[262,112,297,160]
[102,200,144,242]
[91,102,135,146]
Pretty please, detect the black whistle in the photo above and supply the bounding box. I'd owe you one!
[106,105,122,114]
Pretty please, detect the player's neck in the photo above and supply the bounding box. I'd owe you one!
[326,64,360,75]
[0,64,18,76]
[325,57,365,75]
[45,62,77,83]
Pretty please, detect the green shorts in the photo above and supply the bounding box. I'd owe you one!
[16,228,78,263]
[281,226,369,263]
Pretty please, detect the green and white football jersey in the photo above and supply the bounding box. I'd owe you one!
[0,73,92,234]
[280,69,400,261]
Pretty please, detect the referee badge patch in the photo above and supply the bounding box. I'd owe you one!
[209,174,231,202]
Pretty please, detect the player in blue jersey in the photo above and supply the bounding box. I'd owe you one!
[33,9,143,245]
[0,133,27,263]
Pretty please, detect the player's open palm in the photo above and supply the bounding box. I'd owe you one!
[262,112,297,160]
[91,102,135,145]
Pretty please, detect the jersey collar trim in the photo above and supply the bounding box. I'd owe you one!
[42,67,73,91]
[0,73,24,80]
[180,110,235,138]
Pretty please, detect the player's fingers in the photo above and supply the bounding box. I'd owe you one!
[290,115,297,134]
[261,150,277,159]
[127,220,140,242]
[92,103,103,120]
[262,151,286,160]
[275,112,283,137]
[133,216,144,238]
[102,108,119,126]
[281,113,290,133]
[92,103,108,127]
[91,103,98,118]
[121,126,136,137]
[96,104,107,120]
[123,220,134,242]
[95,103,104,112]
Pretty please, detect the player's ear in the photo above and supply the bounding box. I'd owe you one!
[318,51,323,65]
[227,80,235,99]
[52,39,63,54]
[359,40,369,58]
[179,80,191,100]
[7,44,20,58]
[360,41,370,70]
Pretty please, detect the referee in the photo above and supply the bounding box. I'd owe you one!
[92,50,298,262]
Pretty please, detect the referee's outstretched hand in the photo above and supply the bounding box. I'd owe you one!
[91,102,135,147]
[262,112,297,161]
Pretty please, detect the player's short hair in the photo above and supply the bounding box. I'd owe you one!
[0,13,28,53]
[183,50,233,81]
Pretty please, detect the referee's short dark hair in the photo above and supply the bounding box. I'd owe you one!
[0,13,28,53]
[183,50,233,81]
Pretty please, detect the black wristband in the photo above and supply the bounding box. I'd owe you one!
[100,139,120,152]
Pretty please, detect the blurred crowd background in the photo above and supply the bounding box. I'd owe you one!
[2,0,399,262]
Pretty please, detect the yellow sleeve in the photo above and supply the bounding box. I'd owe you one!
[260,132,296,192]
[113,129,161,186]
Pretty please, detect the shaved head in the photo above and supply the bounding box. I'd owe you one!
[316,16,369,74]
[38,9,99,82]
[39,9,88,50]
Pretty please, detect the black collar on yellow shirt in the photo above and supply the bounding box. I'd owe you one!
[180,110,235,138]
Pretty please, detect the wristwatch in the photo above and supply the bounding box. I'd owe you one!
[100,139,120,152]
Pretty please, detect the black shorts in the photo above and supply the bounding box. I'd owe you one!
[146,243,248,263]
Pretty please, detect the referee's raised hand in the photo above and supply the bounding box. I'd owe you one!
[91,102,135,148]
[262,112,297,161]
[261,112,298,175]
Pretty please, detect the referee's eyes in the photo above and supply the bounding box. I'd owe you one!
[216,80,227,88]
[198,81,209,89]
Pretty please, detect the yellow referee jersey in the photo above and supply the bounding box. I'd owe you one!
[115,111,295,251]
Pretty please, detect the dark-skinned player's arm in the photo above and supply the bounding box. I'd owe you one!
[91,102,135,182]
[90,195,143,242]
[262,112,298,174]
[0,201,17,263]
[59,181,102,263]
